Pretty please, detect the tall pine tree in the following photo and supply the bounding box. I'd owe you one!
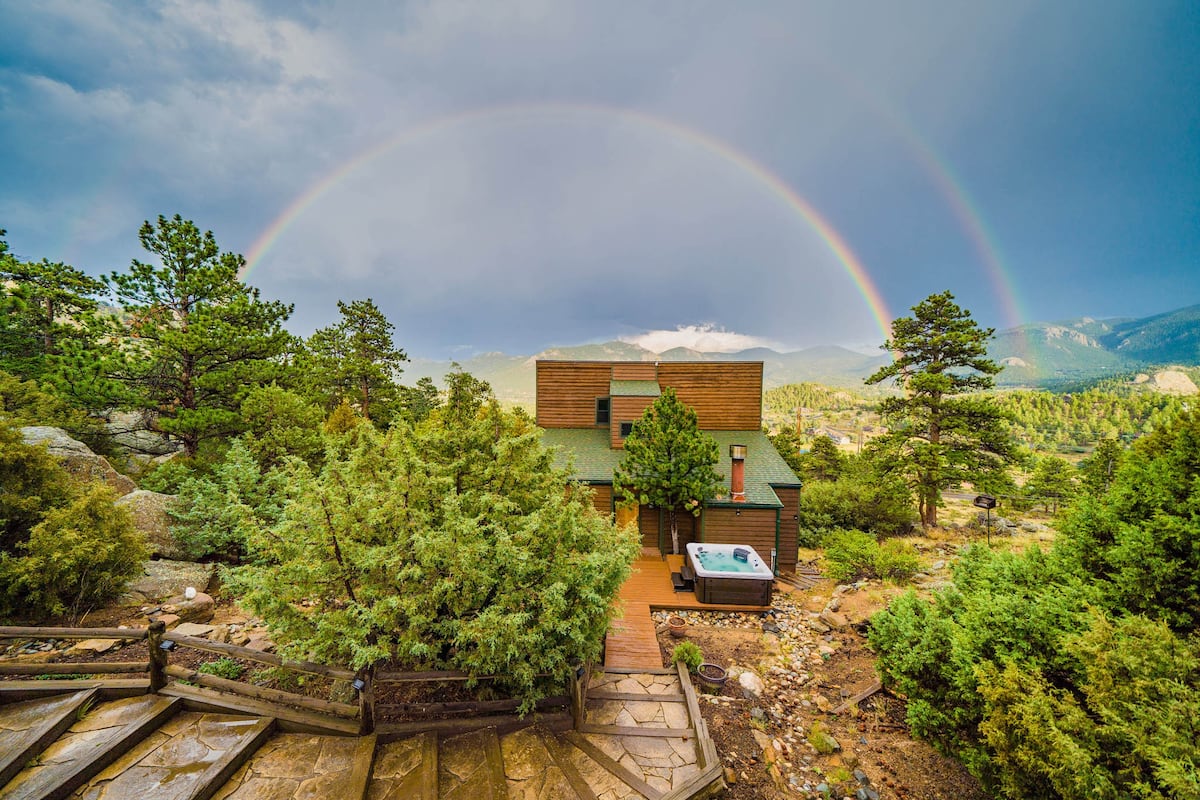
[106,215,294,457]
[866,291,1015,527]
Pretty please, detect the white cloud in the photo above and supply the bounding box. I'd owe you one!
[621,325,776,354]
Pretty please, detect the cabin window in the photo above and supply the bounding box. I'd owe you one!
[596,397,611,425]
[619,421,635,438]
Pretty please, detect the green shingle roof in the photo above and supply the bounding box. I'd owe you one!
[609,380,661,397]
[540,428,801,508]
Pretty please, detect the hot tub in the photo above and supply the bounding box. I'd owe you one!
[686,543,774,606]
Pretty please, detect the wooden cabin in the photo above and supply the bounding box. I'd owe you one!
[538,360,802,572]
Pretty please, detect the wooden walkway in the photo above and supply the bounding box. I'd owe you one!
[604,554,771,670]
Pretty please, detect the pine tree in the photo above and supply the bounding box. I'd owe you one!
[303,298,406,424]
[866,291,1016,526]
[105,215,295,456]
[613,387,722,554]
[0,230,106,381]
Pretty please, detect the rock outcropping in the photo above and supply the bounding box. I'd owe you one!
[115,490,186,559]
[19,426,136,496]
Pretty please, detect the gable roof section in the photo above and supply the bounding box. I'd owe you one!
[541,428,801,508]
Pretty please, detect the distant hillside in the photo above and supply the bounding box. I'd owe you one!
[990,304,1200,387]
[405,303,1200,402]
[1100,304,1200,364]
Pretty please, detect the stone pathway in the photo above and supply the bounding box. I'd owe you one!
[0,668,723,800]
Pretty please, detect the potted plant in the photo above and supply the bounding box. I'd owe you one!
[667,614,688,637]
[696,662,728,692]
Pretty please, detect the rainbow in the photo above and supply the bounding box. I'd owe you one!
[242,103,895,340]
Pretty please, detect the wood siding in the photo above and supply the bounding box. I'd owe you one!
[656,362,762,429]
[611,395,656,449]
[637,506,696,552]
[537,360,763,432]
[589,484,613,517]
[535,361,611,428]
[611,363,657,380]
[773,488,800,570]
[702,508,778,569]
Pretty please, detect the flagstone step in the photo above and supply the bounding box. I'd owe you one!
[438,727,507,800]
[69,711,274,800]
[0,693,181,800]
[0,689,100,789]
[212,731,376,800]
[367,731,437,800]
[500,725,585,800]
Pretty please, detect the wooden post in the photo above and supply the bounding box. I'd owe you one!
[148,620,168,692]
[357,667,376,735]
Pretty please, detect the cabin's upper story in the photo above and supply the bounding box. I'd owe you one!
[535,360,763,449]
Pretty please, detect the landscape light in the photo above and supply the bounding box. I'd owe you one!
[351,678,366,692]
[158,640,177,652]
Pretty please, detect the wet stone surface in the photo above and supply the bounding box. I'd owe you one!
[213,733,361,800]
[500,727,576,800]
[368,733,431,800]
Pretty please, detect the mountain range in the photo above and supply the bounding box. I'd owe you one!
[405,304,1200,403]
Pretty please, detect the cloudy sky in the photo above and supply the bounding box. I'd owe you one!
[1,1,1197,357]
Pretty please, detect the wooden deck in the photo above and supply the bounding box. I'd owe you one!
[603,554,771,670]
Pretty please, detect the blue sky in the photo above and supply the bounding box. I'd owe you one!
[1,1,1197,358]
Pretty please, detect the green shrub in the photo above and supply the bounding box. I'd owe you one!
[873,539,921,582]
[197,657,245,681]
[0,484,148,619]
[822,529,878,583]
[670,641,703,673]
[797,470,915,546]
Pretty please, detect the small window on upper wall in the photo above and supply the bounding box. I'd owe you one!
[619,421,635,438]
[595,397,611,425]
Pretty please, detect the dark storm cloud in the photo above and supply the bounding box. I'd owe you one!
[1,0,1196,358]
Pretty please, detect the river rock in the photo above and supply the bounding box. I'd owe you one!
[20,426,136,496]
[115,490,185,559]
[739,669,766,700]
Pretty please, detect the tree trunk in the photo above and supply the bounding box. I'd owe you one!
[669,509,680,555]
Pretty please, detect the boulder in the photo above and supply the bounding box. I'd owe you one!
[20,426,136,496]
[115,490,186,559]
[103,411,182,456]
[125,560,216,603]
[819,609,849,630]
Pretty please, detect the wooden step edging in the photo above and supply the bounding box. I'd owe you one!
[345,733,378,800]
[0,679,149,704]
[564,730,664,800]
[830,679,883,714]
[376,710,572,741]
[537,728,599,800]
[186,716,275,800]
[0,688,100,790]
[162,632,356,681]
[160,682,360,735]
[7,694,182,800]
[419,731,438,800]
[0,662,147,676]
[585,690,687,703]
[576,723,695,738]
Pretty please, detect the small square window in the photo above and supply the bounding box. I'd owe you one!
[619,421,634,438]
[596,397,610,425]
